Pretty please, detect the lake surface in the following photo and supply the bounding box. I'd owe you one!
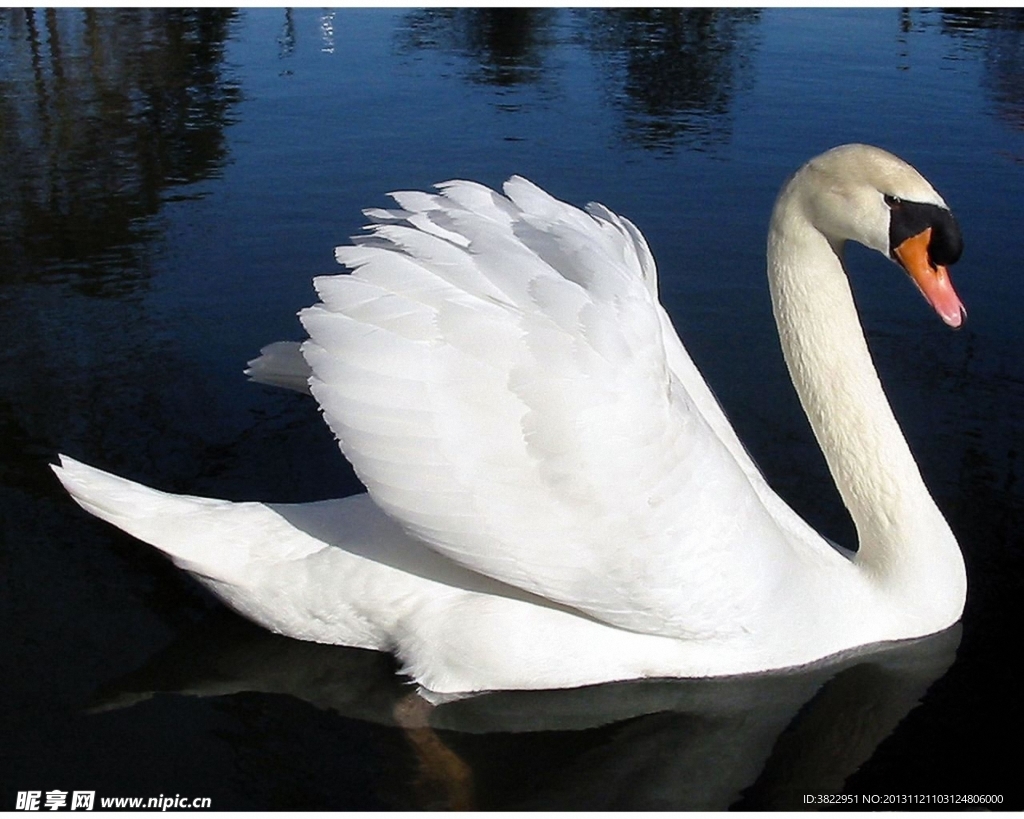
[2,7,1022,810]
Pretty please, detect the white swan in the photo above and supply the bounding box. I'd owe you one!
[54,144,967,694]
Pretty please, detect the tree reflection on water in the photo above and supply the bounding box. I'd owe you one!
[0,8,241,294]
[396,8,558,89]
[577,8,760,153]
[940,8,1024,135]
[394,8,760,152]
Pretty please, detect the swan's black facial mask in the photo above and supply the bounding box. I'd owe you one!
[887,198,963,267]
[886,197,966,328]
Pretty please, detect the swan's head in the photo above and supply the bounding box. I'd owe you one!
[788,144,965,327]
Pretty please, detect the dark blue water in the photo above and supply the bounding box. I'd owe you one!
[2,8,1021,810]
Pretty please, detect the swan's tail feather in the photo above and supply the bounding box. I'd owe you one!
[51,455,316,583]
[244,341,312,395]
[51,455,402,651]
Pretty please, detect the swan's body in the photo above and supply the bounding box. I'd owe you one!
[55,145,967,694]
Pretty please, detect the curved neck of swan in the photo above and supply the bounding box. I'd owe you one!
[766,188,962,599]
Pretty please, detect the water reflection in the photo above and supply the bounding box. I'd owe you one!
[397,8,557,88]
[0,8,244,516]
[276,8,295,61]
[0,8,241,293]
[394,8,758,151]
[578,8,760,152]
[318,10,336,55]
[940,9,1024,134]
[93,613,960,811]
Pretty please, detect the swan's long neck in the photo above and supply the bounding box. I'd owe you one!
[766,184,964,627]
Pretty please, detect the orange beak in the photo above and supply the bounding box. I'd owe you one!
[893,227,966,328]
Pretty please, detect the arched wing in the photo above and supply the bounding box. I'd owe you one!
[299,177,798,639]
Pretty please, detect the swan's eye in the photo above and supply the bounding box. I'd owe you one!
[884,194,903,209]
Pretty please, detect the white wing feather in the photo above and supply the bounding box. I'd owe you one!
[300,177,802,639]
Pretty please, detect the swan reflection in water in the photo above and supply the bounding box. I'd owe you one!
[92,616,960,810]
